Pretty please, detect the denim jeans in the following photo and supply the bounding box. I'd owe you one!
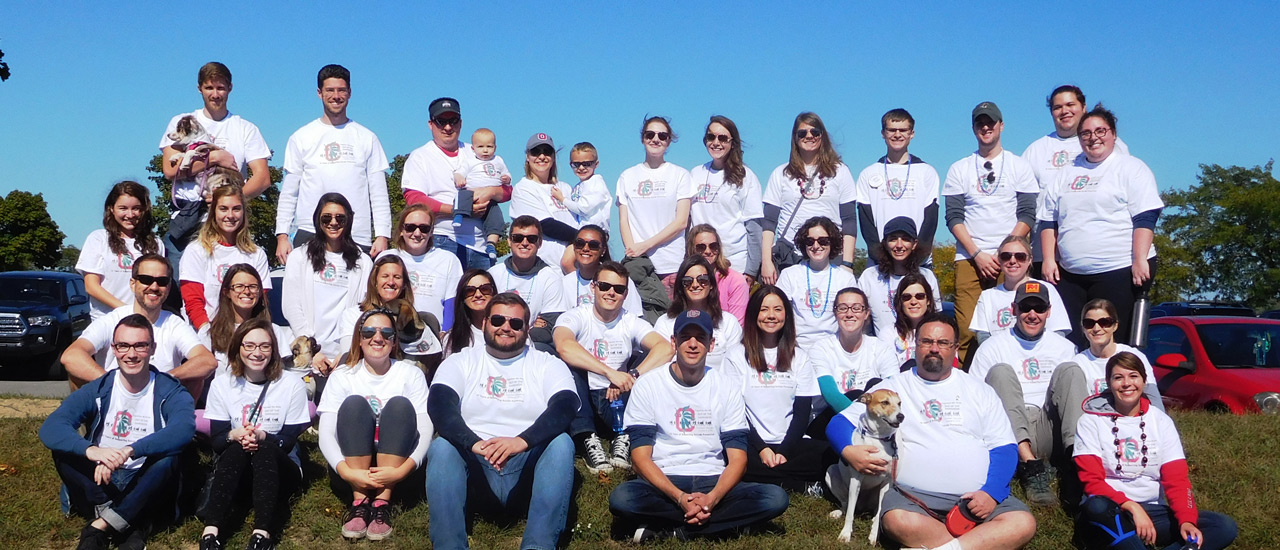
[569,369,628,437]
[1077,495,1237,550]
[426,433,575,550]
[54,451,181,532]
[434,235,494,270]
[609,475,789,537]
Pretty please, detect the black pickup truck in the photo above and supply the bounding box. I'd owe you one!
[0,271,92,379]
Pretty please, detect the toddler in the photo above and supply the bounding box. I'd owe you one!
[552,142,612,228]
[455,128,511,256]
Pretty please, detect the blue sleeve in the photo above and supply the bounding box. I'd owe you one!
[133,384,196,458]
[627,425,659,448]
[1132,208,1161,230]
[761,203,781,233]
[1041,220,1058,231]
[441,298,455,333]
[720,428,749,452]
[980,443,1018,502]
[819,375,854,413]
[39,383,100,456]
[826,412,856,455]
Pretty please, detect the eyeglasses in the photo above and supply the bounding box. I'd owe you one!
[402,223,432,234]
[464,283,496,297]
[883,127,912,135]
[918,338,956,349]
[982,161,996,185]
[595,281,628,295]
[489,314,526,331]
[1078,127,1111,140]
[998,251,1030,263]
[510,233,541,244]
[573,238,602,251]
[681,274,712,288]
[321,213,348,226]
[835,304,868,314]
[643,131,671,142]
[432,115,461,127]
[795,128,823,140]
[1018,302,1049,314]
[1082,317,1117,329]
[360,326,397,340]
[901,292,928,302]
[134,274,171,287]
[241,342,273,352]
[799,236,832,248]
[570,160,597,170]
[230,283,260,294]
[694,242,720,254]
[703,133,732,144]
[529,145,555,158]
[112,341,152,353]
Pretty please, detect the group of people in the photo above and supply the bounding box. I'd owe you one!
[40,60,1237,550]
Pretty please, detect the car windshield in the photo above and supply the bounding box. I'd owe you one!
[0,279,62,305]
[1195,324,1280,368]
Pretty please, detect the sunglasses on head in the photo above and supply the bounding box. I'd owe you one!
[681,274,712,288]
[999,251,1030,263]
[1082,317,1117,329]
[321,213,348,226]
[1018,301,1049,314]
[595,281,628,295]
[432,115,461,127]
[360,326,396,340]
[570,160,597,170]
[529,145,555,158]
[704,133,732,144]
[573,238,602,251]
[510,233,541,244]
[800,236,832,248]
[795,128,823,140]
[134,274,171,287]
[402,223,432,234]
[489,314,526,331]
[901,292,928,302]
[464,283,496,297]
[643,130,670,142]
[694,242,720,254]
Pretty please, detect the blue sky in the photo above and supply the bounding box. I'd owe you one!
[2,2,1277,256]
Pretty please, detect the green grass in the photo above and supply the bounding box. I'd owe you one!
[2,410,1276,549]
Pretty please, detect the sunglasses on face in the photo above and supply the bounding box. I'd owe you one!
[510,233,541,244]
[901,292,928,302]
[795,128,823,140]
[573,238,602,251]
[1083,317,1117,329]
[681,274,712,288]
[570,160,597,170]
[432,116,461,127]
[704,133,732,144]
[134,274,171,287]
[694,242,720,254]
[360,326,397,340]
[800,236,832,248]
[595,281,628,295]
[464,283,496,297]
[402,223,432,235]
[1018,302,1049,314]
[643,130,670,142]
[489,314,526,331]
[999,251,1030,263]
[112,341,152,353]
[321,213,348,226]
[529,145,555,158]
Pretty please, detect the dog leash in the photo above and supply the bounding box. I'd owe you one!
[888,441,946,523]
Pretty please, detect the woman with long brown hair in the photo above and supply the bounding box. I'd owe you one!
[690,115,764,280]
[77,181,164,319]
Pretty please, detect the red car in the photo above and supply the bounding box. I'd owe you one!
[1141,316,1280,414]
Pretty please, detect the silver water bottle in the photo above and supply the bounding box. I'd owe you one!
[1131,291,1151,347]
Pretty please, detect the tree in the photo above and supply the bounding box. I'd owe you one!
[1158,161,1280,310]
[931,243,957,300]
[54,245,80,272]
[0,45,10,82]
[0,190,65,270]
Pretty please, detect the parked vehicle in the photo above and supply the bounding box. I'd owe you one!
[0,271,92,379]
[1141,316,1280,414]
[1150,301,1255,318]
[1260,309,1280,320]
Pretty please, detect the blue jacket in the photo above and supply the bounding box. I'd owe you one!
[40,366,195,459]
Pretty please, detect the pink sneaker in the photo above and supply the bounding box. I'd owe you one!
[366,501,394,541]
[341,499,371,539]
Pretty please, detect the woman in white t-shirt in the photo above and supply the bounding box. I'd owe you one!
[616,116,694,286]
[1041,105,1164,347]
[732,285,833,491]
[201,264,294,377]
[78,181,165,319]
[760,112,857,284]
[685,225,750,326]
[338,255,443,373]
[690,115,765,278]
[857,216,941,340]
[383,204,463,333]
[442,269,497,356]
[971,234,1070,344]
[510,133,579,268]
[1074,352,1236,550]
[198,318,310,550]
[651,257,743,369]
[775,217,861,347]
[890,273,938,365]
[180,184,272,332]
[282,193,372,376]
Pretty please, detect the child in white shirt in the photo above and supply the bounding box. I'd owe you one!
[554,142,612,228]
[455,128,511,255]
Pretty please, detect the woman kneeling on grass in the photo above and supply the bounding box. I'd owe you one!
[317,309,432,541]
[199,319,311,550]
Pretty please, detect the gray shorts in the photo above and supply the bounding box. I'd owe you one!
[881,484,1029,523]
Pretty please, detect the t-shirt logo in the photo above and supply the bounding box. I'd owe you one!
[887,178,906,200]
[592,339,609,360]
[240,403,261,427]
[1092,378,1106,394]
[1069,175,1092,191]
[840,370,859,392]
[694,183,711,202]
[978,173,999,194]
[675,406,697,432]
[1052,151,1070,168]
[757,366,777,385]
[216,264,232,283]
[117,252,134,270]
[922,399,944,422]
[1119,437,1141,463]
[997,307,1015,327]
[486,376,507,397]
[408,271,421,291]
[483,163,499,177]
[322,262,337,283]
[1022,357,1042,380]
[551,194,566,209]
[806,288,823,308]
[366,395,383,416]
[324,142,342,162]
[571,186,582,201]
[637,180,654,197]
[111,411,133,437]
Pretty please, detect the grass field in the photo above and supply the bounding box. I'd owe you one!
[1,409,1275,549]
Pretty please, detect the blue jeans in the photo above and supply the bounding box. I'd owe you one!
[569,369,628,437]
[609,475,789,537]
[434,235,494,270]
[1077,495,1238,550]
[54,451,181,532]
[426,433,575,550]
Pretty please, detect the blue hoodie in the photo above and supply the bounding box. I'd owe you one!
[40,366,195,459]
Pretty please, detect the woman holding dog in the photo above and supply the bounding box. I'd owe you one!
[382,204,463,333]
[443,268,498,355]
[651,256,743,369]
[78,181,165,319]
[180,184,272,333]
[317,309,432,542]
[1073,352,1237,550]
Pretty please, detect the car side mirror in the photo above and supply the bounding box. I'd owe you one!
[69,295,88,305]
[1156,353,1195,372]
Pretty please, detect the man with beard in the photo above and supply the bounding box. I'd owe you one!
[829,314,1035,550]
[425,292,579,550]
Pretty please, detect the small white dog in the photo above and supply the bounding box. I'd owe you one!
[166,114,217,174]
[826,388,904,543]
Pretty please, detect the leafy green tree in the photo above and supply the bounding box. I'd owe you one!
[1159,161,1280,310]
[931,243,957,300]
[0,190,65,270]
[55,245,81,272]
[387,154,407,216]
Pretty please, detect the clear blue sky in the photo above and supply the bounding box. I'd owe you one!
[3,2,1277,256]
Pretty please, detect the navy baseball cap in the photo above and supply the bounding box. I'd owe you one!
[673,309,713,338]
[883,216,918,240]
[429,97,460,119]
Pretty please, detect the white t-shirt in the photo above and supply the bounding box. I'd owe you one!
[178,243,272,323]
[379,248,464,330]
[941,151,1039,260]
[857,267,942,340]
[312,251,359,352]
[81,305,203,373]
[76,230,165,319]
[776,262,861,347]
[854,156,941,247]
[970,279,1071,337]
[318,359,431,420]
[276,119,391,246]
[205,373,310,438]
[1074,405,1183,504]
[811,334,900,395]
[615,162,696,274]
[1039,152,1163,274]
[555,305,656,390]
[487,262,566,318]
[689,163,765,271]
[99,372,156,470]
[841,369,1014,494]
[559,271,643,314]
[1071,344,1159,399]
[1022,134,1130,261]
[461,155,510,189]
[970,329,1079,408]
[566,174,612,228]
[652,311,743,370]
[762,163,856,244]
[625,365,748,477]
[727,347,819,444]
[432,345,576,440]
[509,177,579,267]
[202,322,295,378]
[400,141,486,251]
[158,110,271,203]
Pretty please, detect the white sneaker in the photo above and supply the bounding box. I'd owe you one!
[610,434,631,469]
[583,434,612,473]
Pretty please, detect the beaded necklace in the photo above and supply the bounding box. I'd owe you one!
[1111,412,1149,475]
[883,157,912,200]
[798,167,826,199]
[804,260,834,318]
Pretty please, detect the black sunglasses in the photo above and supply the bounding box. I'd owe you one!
[134,274,171,287]
[570,160,597,170]
[643,130,670,142]
[704,133,732,144]
[402,223,432,234]
[799,236,832,247]
[694,242,720,254]
[681,274,712,288]
[796,128,823,139]
[983,161,996,185]
[595,281,628,295]
[321,213,348,226]
[489,314,526,331]
[464,283,496,297]
[510,233,541,244]
[573,238,602,251]
[1018,301,1049,314]
[432,115,461,127]
[529,145,555,158]
[360,326,396,340]
[998,251,1030,263]
[900,292,928,302]
[1083,317,1117,329]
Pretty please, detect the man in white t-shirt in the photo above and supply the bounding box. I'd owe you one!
[62,254,215,400]
[489,216,566,352]
[969,281,1079,507]
[608,310,789,541]
[829,314,1035,550]
[274,64,392,261]
[41,314,195,550]
[554,261,674,473]
[402,97,512,270]
[426,292,579,550]
[943,101,1039,368]
[855,109,940,268]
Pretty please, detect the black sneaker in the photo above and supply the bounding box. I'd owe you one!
[244,533,275,550]
[199,533,224,550]
[1021,459,1057,507]
[76,525,110,550]
[583,433,613,474]
[118,524,149,550]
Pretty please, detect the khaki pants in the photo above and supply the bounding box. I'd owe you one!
[954,258,1002,367]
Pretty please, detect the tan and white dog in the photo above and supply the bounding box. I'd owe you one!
[826,388,904,543]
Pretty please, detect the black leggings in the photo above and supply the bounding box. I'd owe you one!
[337,394,418,458]
[743,438,837,492]
[1057,258,1158,349]
[198,442,300,533]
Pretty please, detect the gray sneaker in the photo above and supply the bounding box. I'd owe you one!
[1021,459,1057,507]
[583,433,612,473]
[610,434,631,469]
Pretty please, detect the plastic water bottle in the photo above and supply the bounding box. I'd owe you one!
[610,399,626,435]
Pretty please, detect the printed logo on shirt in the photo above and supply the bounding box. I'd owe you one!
[483,162,499,177]
[481,375,526,403]
[322,262,337,283]
[922,399,944,422]
[675,406,697,432]
[117,252,135,270]
[592,339,610,360]
[997,306,1015,328]
[571,186,583,201]
[636,179,666,197]
[216,264,232,284]
[694,183,712,203]
[1119,437,1142,463]
[840,369,860,392]
[1091,377,1106,395]
[110,411,133,437]
[366,395,383,417]
[240,403,262,427]
[1068,175,1098,191]
[977,174,999,195]
[577,292,594,306]
[324,142,343,162]
[1052,151,1071,168]
[551,194,566,210]
[1022,358,1042,380]
[806,288,824,308]
[486,376,507,397]
[757,366,777,385]
[887,178,907,200]
[414,340,434,353]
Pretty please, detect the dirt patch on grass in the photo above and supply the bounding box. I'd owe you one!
[0,398,59,419]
